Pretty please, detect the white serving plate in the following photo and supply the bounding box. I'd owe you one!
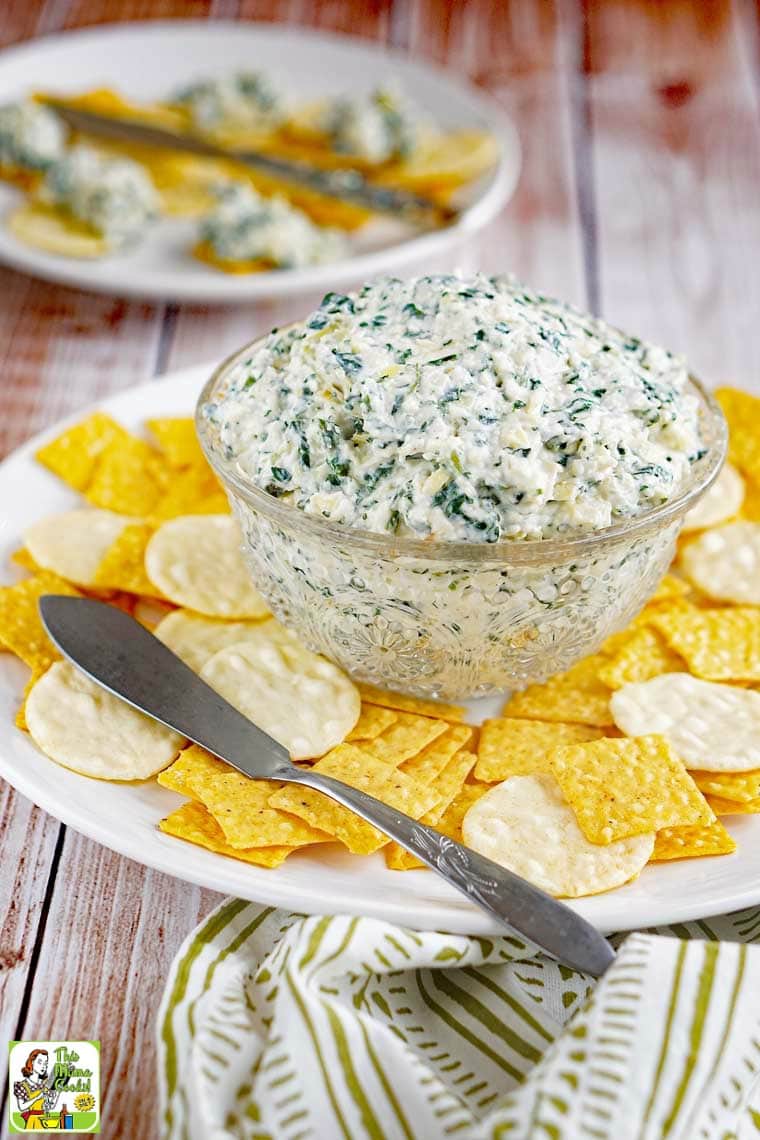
[0,21,519,302]
[0,365,755,935]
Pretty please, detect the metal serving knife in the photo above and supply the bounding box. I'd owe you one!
[44,101,457,228]
[40,595,614,977]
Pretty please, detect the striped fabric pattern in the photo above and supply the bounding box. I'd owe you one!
[158,903,760,1139]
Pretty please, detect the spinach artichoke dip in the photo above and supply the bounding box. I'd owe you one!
[199,183,347,269]
[41,144,160,248]
[208,274,705,544]
[320,87,422,162]
[0,100,66,175]
[172,71,285,132]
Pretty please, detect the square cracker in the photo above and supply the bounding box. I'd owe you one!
[146,417,207,469]
[651,819,736,861]
[158,745,327,849]
[692,768,760,804]
[85,433,168,517]
[651,606,760,682]
[597,626,686,690]
[502,654,613,727]
[92,523,159,597]
[400,723,473,782]
[35,412,129,492]
[550,734,713,844]
[345,704,397,742]
[157,744,229,797]
[475,717,604,783]
[716,387,760,486]
[270,743,442,855]
[193,773,329,849]
[649,574,691,605]
[385,749,476,869]
[159,801,294,867]
[364,712,450,764]
[706,794,760,816]
[357,682,464,723]
[0,571,80,672]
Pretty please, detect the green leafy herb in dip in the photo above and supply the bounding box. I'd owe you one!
[321,87,422,162]
[0,100,66,174]
[208,274,706,543]
[200,183,346,268]
[42,144,159,247]
[173,72,284,132]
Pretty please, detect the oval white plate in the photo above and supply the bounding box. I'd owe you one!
[0,366,756,934]
[0,21,519,302]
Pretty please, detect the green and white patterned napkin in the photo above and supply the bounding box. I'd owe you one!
[158,901,760,1139]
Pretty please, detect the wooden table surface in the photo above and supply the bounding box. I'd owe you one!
[1,1,760,1136]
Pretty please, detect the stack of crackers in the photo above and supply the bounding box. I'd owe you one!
[0,385,758,899]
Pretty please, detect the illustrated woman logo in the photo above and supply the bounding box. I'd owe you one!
[12,1050,60,1130]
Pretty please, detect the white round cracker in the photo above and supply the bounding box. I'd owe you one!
[25,661,184,780]
[682,461,744,533]
[24,508,130,585]
[145,514,270,618]
[610,672,760,772]
[680,520,760,604]
[154,609,299,672]
[200,639,360,760]
[462,773,654,898]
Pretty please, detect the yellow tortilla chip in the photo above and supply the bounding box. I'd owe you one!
[364,711,450,765]
[400,723,473,782]
[11,547,41,573]
[475,718,605,783]
[159,801,294,868]
[156,744,230,797]
[357,682,464,723]
[716,387,760,486]
[150,464,227,522]
[707,794,760,815]
[0,571,80,672]
[345,704,398,741]
[651,819,736,861]
[194,238,272,276]
[92,523,160,596]
[649,574,691,604]
[193,773,330,850]
[503,654,613,727]
[550,735,713,844]
[385,750,477,870]
[387,780,492,868]
[740,475,760,523]
[692,769,760,803]
[146,417,207,469]
[85,433,168,516]
[270,743,441,854]
[597,626,687,690]
[35,412,129,492]
[651,606,760,682]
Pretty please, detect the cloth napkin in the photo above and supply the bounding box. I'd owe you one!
[158,901,760,1140]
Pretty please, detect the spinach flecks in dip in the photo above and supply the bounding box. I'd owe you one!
[200,182,347,268]
[0,100,66,173]
[207,274,705,542]
[42,144,159,247]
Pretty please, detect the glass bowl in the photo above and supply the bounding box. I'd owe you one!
[197,340,727,700]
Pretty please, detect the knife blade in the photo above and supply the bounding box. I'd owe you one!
[39,594,615,977]
[44,101,457,226]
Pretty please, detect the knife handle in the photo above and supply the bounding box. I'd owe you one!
[286,767,615,977]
